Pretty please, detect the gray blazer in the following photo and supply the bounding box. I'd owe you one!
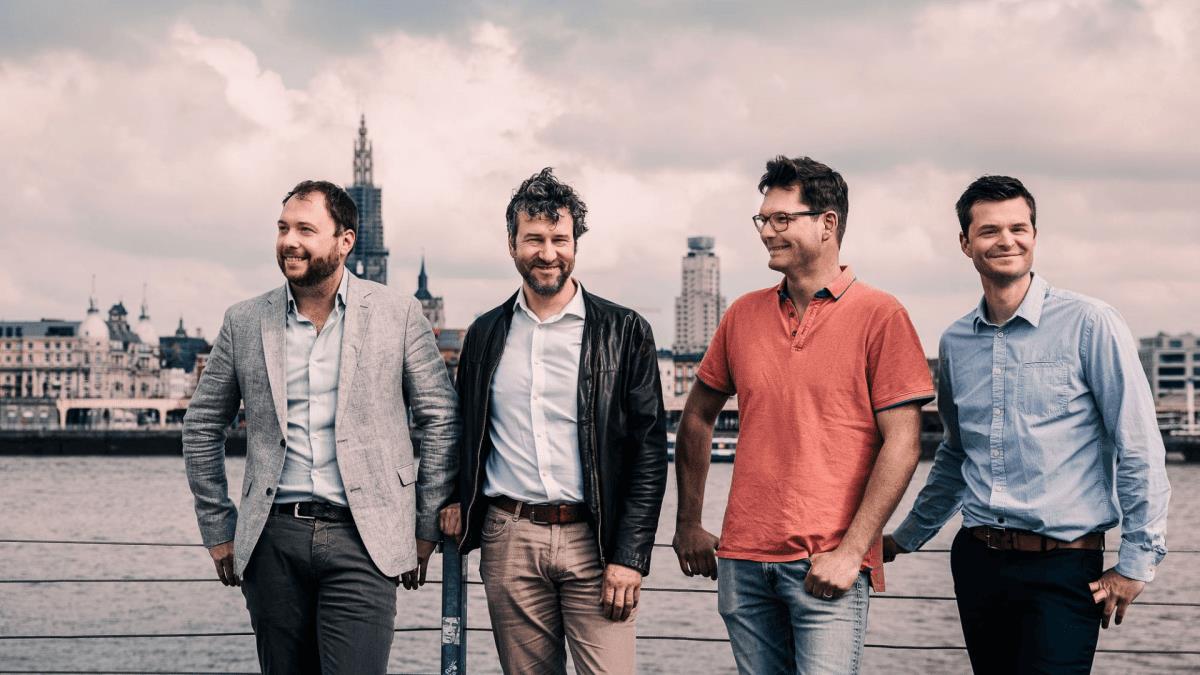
[182,272,460,577]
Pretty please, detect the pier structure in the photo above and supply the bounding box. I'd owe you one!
[52,396,193,428]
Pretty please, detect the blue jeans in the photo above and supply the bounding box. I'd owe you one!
[717,557,869,675]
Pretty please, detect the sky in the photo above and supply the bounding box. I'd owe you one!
[1,0,1197,353]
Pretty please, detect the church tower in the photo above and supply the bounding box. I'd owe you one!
[344,115,389,284]
[414,256,445,330]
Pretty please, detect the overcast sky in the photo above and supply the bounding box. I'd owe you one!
[2,0,1197,353]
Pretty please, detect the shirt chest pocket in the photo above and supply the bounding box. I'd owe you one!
[1017,361,1068,417]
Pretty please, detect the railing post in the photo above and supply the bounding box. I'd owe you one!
[440,539,468,674]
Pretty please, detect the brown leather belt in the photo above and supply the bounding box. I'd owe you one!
[968,526,1105,552]
[491,496,588,525]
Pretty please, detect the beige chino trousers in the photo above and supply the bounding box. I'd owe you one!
[479,504,637,675]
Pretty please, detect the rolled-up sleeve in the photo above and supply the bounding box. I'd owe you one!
[1082,307,1170,582]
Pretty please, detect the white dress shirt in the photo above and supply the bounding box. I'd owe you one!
[484,283,586,503]
[276,270,349,506]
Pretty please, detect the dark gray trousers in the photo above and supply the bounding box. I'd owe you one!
[241,512,398,675]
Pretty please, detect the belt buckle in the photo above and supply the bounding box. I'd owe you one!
[293,503,316,520]
[985,527,1006,550]
[527,505,552,526]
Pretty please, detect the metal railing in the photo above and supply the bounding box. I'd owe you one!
[2,537,1199,674]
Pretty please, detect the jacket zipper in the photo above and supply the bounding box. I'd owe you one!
[591,414,604,566]
[460,321,503,545]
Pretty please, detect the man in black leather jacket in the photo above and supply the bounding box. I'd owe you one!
[440,167,667,674]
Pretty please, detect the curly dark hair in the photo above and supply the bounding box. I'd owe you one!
[758,156,849,245]
[283,180,359,235]
[505,168,589,246]
[955,175,1037,237]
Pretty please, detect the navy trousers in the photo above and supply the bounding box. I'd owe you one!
[950,527,1104,674]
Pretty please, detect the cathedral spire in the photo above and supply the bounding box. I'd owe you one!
[353,114,373,186]
[415,255,432,300]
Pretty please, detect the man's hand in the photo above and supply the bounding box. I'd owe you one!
[439,503,463,544]
[1089,568,1146,628]
[882,534,909,563]
[600,563,642,621]
[805,548,862,600]
[208,541,239,587]
[403,538,437,591]
[672,523,720,580]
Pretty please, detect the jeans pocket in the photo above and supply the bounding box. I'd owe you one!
[481,514,510,540]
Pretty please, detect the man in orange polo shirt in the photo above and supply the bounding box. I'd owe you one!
[672,155,934,674]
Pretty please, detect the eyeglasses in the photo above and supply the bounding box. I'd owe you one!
[751,210,825,233]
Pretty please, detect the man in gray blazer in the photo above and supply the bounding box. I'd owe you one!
[183,180,460,674]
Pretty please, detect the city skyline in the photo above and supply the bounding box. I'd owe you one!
[1,1,1198,354]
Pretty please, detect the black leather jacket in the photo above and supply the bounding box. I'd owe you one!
[453,286,668,575]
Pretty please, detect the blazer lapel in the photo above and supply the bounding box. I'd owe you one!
[335,274,372,430]
[261,286,289,439]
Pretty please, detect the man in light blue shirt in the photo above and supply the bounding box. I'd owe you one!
[885,175,1169,674]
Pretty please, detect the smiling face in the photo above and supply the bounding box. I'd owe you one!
[510,208,576,296]
[959,197,1036,284]
[276,191,356,287]
[757,186,836,273]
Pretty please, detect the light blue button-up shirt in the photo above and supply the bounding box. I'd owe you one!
[276,270,349,506]
[893,274,1170,581]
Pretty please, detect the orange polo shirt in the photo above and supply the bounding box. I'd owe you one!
[696,266,933,590]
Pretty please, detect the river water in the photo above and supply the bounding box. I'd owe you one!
[0,456,1196,674]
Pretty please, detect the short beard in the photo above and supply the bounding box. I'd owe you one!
[278,247,343,287]
[974,258,1032,287]
[519,261,571,296]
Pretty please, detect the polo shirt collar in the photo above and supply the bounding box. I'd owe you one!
[286,268,349,316]
[776,265,857,302]
[514,279,586,323]
[972,272,1048,332]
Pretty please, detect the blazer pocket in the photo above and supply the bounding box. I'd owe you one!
[396,463,417,486]
[243,477,254,496]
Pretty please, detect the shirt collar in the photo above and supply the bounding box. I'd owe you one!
[514,280,586,323]
[775,265,857,302]
[972,272,1048,332]
[286,268,349,316]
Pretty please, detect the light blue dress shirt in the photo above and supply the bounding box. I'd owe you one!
[276,270,349,506]
[892,274,1170,582]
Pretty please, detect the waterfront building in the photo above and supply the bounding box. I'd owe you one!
[1139,332,1200,400]
[657,349,675,403]
[0,318,88,400]
[672,351,704,398]
[436,328,467,381]
[414,256,445,330]
[673,236,725,355]
[0,288,173,427]
[159,318,211,399]
[344,115,389,284]
[159,318,209,373]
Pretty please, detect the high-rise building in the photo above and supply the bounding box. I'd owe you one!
[673,236,725,355]
[414,256,445,330]
[345,115,389,284]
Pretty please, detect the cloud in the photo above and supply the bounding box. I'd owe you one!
[1,0,1197,353]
